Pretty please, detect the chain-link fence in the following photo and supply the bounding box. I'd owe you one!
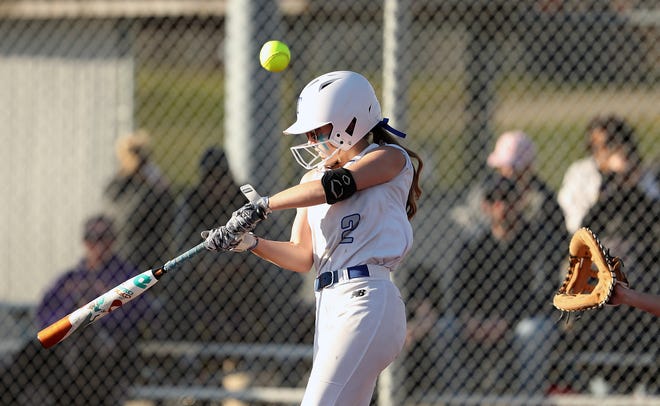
[1,1,658,405]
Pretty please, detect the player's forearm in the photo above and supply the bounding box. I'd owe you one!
[622,288,660,317]
[250,238,313,274]
[269,181,326,211]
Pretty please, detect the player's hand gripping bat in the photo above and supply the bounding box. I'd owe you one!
[37,184,262,349]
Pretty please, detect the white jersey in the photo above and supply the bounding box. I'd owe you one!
[305,143,414,275]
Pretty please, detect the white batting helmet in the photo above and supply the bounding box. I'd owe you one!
[284,71,382,150]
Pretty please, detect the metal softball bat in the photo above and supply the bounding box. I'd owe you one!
[37,243,205,349]
[37,184,262,349]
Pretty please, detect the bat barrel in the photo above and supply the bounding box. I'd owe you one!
[37,316,74,349]
[36,269,161,348]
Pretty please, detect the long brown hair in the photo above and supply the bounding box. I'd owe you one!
[370,126,423,219]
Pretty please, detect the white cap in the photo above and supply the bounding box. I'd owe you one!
[487,130,536,170]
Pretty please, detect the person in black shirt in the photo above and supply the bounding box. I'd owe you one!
[435,174,565,395]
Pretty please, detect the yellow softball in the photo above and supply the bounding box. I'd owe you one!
[259,40,291,72]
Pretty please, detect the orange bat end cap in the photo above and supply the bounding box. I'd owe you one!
[37,317,73,349]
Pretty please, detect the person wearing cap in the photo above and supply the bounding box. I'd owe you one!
[35,215,148,330]
[430,174,564,395]
[488,131,565,236]
[8,215,152,405]
[486,130,536,179]
[451,130,567,245]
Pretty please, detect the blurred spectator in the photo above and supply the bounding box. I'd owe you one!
[159,146,313,391]
[103,129,175,271]
[4,215,152,405]
[166,146,313,344]
[174,146,244,251]
[558,121,659,393]
[458,174,564,394]
[558,115,660,233]
[451,130,567,243]
[164,146,261,343]
[406,130,566,398]
[580,119,659,274]
[408,174,565,397]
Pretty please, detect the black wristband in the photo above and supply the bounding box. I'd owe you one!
[321,168,357,204]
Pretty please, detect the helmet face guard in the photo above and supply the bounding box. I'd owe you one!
[290,139,338,170]
[289,129,340,170]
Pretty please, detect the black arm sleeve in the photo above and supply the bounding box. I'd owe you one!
[321,168,357,204]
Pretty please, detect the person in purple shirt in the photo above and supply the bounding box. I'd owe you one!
[36,215,148,331]
[6,214,153,406]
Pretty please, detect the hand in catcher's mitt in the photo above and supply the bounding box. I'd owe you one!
[553,227,629,312]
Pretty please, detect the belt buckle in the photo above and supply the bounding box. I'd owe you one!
[314,271,337,291]
[327,270,337,289]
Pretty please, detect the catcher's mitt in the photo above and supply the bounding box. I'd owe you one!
[553,227,628,312]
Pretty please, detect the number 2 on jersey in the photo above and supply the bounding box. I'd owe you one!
[339,213,360,244]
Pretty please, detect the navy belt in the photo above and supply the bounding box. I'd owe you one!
[314,264,370,291]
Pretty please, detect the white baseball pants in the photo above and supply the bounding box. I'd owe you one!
[301,270,406,406]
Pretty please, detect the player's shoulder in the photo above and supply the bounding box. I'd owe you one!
[370,143,406,154]
[361,143,410,174]
[361,143,408,162]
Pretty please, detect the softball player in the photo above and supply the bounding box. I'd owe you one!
[204,71,424,405]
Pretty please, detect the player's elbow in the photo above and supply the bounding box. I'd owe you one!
[287,245,314,274]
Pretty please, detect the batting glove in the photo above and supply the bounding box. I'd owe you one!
[201,226,241,252]
[231,233,259,252]
[226,196,271,234]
